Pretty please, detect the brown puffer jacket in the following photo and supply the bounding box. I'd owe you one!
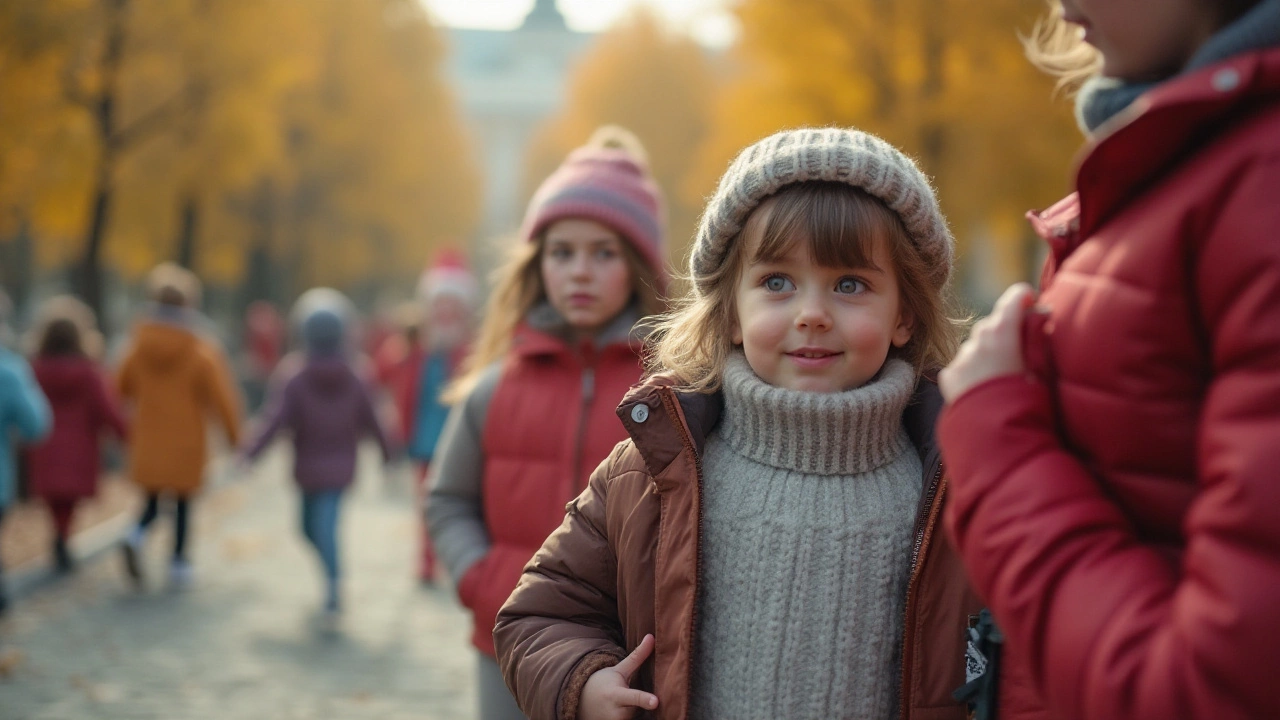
[494,373,984,720]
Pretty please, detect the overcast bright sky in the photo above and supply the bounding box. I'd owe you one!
[420,0,738,47]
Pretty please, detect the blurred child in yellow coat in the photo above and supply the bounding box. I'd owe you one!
[116,263,241,589]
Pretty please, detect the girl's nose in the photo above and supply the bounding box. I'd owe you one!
[569,252,592,278]
[795,292,832,331]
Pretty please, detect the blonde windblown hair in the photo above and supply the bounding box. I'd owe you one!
[649,182,965,393]
[1022,3,1103,92]
[1024,0,1261,91]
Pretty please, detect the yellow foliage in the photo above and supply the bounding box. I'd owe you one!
[0,0,479,294]
[694,0,1082,303]
[524,9,717,271]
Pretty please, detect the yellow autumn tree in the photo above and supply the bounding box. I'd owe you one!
[0,0,97,278]
[0,0,479,321]
[525,9,717,273]
[269,0,480,294]
[696,0,1082,306]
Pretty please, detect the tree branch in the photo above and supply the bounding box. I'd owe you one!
[109,79,208,152]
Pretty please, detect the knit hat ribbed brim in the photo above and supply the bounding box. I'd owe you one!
[690,128,954,295]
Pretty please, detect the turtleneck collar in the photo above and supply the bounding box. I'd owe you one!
[717,352,915,476]
[1076,0,1280,134]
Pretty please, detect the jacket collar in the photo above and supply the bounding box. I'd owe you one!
[1076,0,1280,133]
[616,370,943,484]
[1069,48,1280,244]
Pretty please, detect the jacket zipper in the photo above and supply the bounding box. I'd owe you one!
[898,459,945,720]
[570,366,595,492]
[658,389,705,715]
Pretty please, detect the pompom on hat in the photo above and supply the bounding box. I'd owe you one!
[520,125,668,291]
[417,248,478,307]
[689,127,954,296]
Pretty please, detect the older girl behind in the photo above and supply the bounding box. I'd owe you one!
[429,125,667,720]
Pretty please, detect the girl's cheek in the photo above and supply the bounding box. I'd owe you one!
[606,260,634,295]
[540,260,566,296]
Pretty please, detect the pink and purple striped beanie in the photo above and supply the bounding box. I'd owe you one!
[520,130,667,291]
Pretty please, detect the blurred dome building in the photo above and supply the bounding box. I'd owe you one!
[445,0,594,240]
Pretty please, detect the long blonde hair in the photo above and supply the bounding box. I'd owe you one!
[444,233,665,404]
[649,182,965,393]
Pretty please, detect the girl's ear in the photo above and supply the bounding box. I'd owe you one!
[730,314,743,345]
[891,308,914,348]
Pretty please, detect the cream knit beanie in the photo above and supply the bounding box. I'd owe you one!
[689,127,953,295]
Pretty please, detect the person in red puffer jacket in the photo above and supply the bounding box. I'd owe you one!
[428,125,668,720]
[937,2,1280,719]
[26,296,128,572]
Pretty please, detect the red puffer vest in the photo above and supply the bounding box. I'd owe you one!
[940,50,1280,720]
[457,323,645,657]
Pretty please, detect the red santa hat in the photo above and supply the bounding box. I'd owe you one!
[417,249,478,307]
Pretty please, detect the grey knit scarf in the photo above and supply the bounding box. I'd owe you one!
[1077,0,1280,133]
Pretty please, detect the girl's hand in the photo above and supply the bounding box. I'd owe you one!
[939,283,1036,403]
[579,634,659,720]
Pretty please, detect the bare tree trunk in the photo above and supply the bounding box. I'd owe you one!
[77,0,129,326]
[175,194,199,270]
[1,217,36,318]
[239,178,278,312]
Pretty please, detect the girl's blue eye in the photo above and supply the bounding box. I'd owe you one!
[596,248,618,260]
[764,275,794,292]
[836,277,864,294]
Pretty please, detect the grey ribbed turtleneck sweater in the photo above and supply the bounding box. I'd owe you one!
[689,354,922,720]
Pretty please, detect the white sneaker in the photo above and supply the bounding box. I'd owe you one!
[121,531,145,587]
[168,559,194,590]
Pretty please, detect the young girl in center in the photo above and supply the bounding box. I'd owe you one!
[495,128,983,720]
[428,125,668,720]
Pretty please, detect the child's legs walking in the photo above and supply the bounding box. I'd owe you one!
[302,490,343,608]
[48,500,76,541]
[49,500,77,570]
[173,497,190,562]
[300,494,318,550]
[416,463,436,581]
[135,494,161,532]
[121,495,158,583]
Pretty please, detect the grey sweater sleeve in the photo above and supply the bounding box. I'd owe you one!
[426,362,503,584]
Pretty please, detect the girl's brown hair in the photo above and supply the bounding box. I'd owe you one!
[28,295,102,360]
[39,319,84,357]
[650,182,964,393]
[443,233,665,404]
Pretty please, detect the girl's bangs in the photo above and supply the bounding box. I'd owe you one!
[749,182,899,271]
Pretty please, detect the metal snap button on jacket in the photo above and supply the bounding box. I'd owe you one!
[630,404,649,423]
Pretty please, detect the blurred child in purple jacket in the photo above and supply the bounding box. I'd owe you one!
[242,303,391,619]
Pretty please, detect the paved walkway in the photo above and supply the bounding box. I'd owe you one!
[0,446,479,720]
